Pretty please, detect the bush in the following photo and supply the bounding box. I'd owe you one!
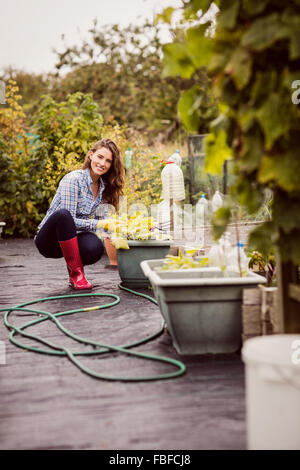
[0,80,42,236]
[0,85,179,237]
[0,88,106,236]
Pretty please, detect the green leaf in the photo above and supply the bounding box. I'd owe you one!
[211,207,232,240]
[232,176,265,214]
[288,28,300,59]
[184,0,213,19]
[26,200,33,214]
[208,47,234,74]
[242,0,270,16]
[218,0,240,30]
[238,130,263,172]
[190,0,212,9]
[256,93,292,149]
[186,24,213,68]
[250,69,278,104]
[178,86,203,132]
[162,43,195,79]
[236,105,256,132]
[280,6,300,58]
[241,13,288,51]
[247,221,277,257]
[221,75,240,107]
[154,7,175,25]
[273,192,300,234]
[210,112,230,134]
[226,47,252,90]
[258,148,300,192]
[204,130,233,175]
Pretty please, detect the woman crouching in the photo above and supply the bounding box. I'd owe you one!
[34,138,125,289]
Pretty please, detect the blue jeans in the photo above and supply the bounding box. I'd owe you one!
[34,209,104,266]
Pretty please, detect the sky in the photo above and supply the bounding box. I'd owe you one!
[0,0,182,75]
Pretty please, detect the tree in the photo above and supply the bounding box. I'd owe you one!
[1,67,52,122]
[51,19,200,139]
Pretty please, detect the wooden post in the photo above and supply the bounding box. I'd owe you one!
[187,137,195,205]
[277,253,300,333]
[170,197,174,235]
[223,160,228,195]
[261,286,279,335]
[242,288,262,343]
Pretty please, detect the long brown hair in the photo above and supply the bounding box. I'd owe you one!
[82,139,125,210]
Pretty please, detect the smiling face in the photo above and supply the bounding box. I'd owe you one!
[89,146,113,179]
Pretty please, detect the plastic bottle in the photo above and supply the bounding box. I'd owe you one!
[156,199,182,231]
[226,242,249,275]
[161,162,185,200]
[196,194,208,226]
[168,149,182,167]
[124,147,133,170]
[222,232,232,260]
[198,194,208,206]
[211,190,223,213]
[208,242,225,269]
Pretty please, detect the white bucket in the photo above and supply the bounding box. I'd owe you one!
[242,334,300,450]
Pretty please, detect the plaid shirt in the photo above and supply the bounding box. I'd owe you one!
[37,168,109,235]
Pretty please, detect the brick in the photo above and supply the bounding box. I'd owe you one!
[242,305,261,323]
[243,321,262,335]
[243,288,262,305]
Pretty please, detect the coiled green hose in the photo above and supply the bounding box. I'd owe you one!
[0,283,186,382]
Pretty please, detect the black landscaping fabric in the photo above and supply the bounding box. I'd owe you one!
[0,239,246,450]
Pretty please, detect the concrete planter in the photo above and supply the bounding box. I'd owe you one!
[141,259,266,355]
[117,240,173,288]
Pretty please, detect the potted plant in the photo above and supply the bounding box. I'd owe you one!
[106,211,173,288]
[141,249,266,355]
[248,250,276,287]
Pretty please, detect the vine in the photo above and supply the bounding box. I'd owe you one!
[162,0,300,264]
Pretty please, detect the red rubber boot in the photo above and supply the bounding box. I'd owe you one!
[59,236,92,290]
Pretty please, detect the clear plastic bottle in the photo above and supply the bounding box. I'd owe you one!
[161,162,185,200]
[198,194,208,206]
[211,190,223,213]
[156,199,182,232]
[168,149,182,167]
[196,194,208,226]
[124,147,133,170]
[226,242,249,275]
[208,243,222,268]
[220,232,232,260]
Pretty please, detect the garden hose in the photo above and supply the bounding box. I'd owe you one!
[0,283,186,382]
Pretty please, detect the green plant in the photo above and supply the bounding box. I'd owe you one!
[32,92,104,199]
[0,81,43,236]
[248,250,276,286]
[161,0,300,268]
[99,210,171,249]
[123,144,163,208]
[156,247,209,271]
[51,19,204,140]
